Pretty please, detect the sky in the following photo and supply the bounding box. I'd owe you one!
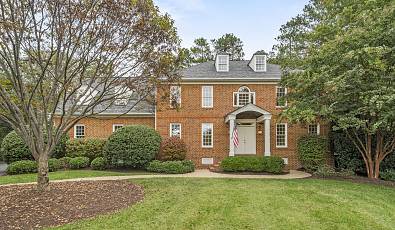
[154,0,309,58]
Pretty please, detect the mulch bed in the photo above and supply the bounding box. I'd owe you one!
[208,167,290,175]
[309,175,395,188]
[0,181,144,229]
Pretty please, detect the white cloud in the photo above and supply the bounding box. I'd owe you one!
[154,0,205,21]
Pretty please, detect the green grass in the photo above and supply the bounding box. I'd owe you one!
[53,178,395,230]
[0,169,152,185]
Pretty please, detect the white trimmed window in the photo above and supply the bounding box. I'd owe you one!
[202,123,213,148]
[233,86,255,107]
[170,123,181,138]
[170,85,181,108]
[202,86,213,108]
[256,56,266,71]
[74,124,85,139]
[217,55,229,71]
[308,124,320,135]
[276,86,287,107]
[276,123,287,148]
[113,124,124,132]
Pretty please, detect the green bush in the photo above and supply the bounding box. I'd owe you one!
[59,156,72,168]
[220,156,285,174]
[297,135,329,171]
[66,138,106,161]
[146,160,194,174]
[1,131,33,163]
[51,135,69,159]
[104,125,161,168]
[6,160,37,175]
[380,169,395,181]
[91,157,108,170]
[157,137,187,161]
[68,157,90,169]
[48,158,63,172]
[0,123,11,147]
[314,165,355,177]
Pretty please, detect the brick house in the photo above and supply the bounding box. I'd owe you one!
[67,51,327,169]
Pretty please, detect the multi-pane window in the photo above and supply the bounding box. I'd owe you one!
[256,56,266,71]
[170,86,181,108]
[202,123,213,148]
[202,86,213,108]
[276,86,287,107]
[308,124,320,135]
[218,56,228,71]
[113,124,124,132]
[170,123,181,138]
[233,86,255,106]
[74,125,85,139]
[276,123,287,147]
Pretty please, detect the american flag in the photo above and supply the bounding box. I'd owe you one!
[232,125,239,148]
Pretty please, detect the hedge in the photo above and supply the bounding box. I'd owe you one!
[220,156,285,174]
[157,137,187,161]
[104,125,161,168]
[48,158,63,172]
[1,131,33,163]
[51,135,69,159]
[66,138,106,161]
[6,160,37,175]
[297,135,329,171]
[146,160,195,174]
[91,157,108,170]
[68,156,90,169]
[380,169,395,181]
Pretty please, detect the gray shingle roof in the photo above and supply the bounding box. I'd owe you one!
[180,61,282,81]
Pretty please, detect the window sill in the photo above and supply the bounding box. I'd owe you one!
[202,146,213,149]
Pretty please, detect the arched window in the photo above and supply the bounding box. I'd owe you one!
[233,86,255,107]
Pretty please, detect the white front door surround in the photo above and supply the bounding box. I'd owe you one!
[225,104,272,157]
[235,120,256,155]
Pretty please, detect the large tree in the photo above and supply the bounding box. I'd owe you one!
[275,0,395,178]
[0,0,180,191]
[211,33,244,60]
[190,37,212,63]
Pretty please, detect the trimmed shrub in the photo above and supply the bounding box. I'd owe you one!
[104,125,161,168]
[0,123,11,147]
[66,138,106,161]
[380,169,395,181]
[297,135,329,171]
[1,131,33,163]
[157,137,187,161]
[48,158,62,172]
[331,131,365,173]
[6,160,37,175]
[59,156,72,168]
[91,157,108,170]
[220,156,285,174]
[51,135,69,159]
[146,160,194,174]
[314,165,355,177]
[68,157,90,169]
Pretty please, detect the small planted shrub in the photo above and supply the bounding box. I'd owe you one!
[297,135,329,172]
[6,160,37,175]
[91,157,108,170]
[220,156,285,174]
[66,138,106,161]
[59,156,72,168]
[48,158,63,172]
[380,169,395,181]
[157,137,187,161]
[104,125,161,168]
[1,131,33,163]
[68,157,90,169]
[146,160,195,174]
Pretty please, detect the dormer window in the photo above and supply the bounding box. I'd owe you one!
[256,56,266,71]
[215,54,229,72]
[233,86,255,107]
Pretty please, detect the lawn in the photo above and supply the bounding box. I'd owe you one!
[53,178,395,230]
[0,169,152,185]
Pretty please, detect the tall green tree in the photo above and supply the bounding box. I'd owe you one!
[211,33,244,60]
[276,0,395,178]
[190,37,213,63]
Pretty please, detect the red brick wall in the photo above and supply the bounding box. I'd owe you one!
[156,83,329,169]
[60,116,155,139]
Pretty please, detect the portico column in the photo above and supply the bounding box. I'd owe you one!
[228,115,236,156]
[264,116,272,156]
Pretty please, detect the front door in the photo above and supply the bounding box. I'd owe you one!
[235,122,256,155]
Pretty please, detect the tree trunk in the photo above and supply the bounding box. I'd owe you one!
[37,154,50,192]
